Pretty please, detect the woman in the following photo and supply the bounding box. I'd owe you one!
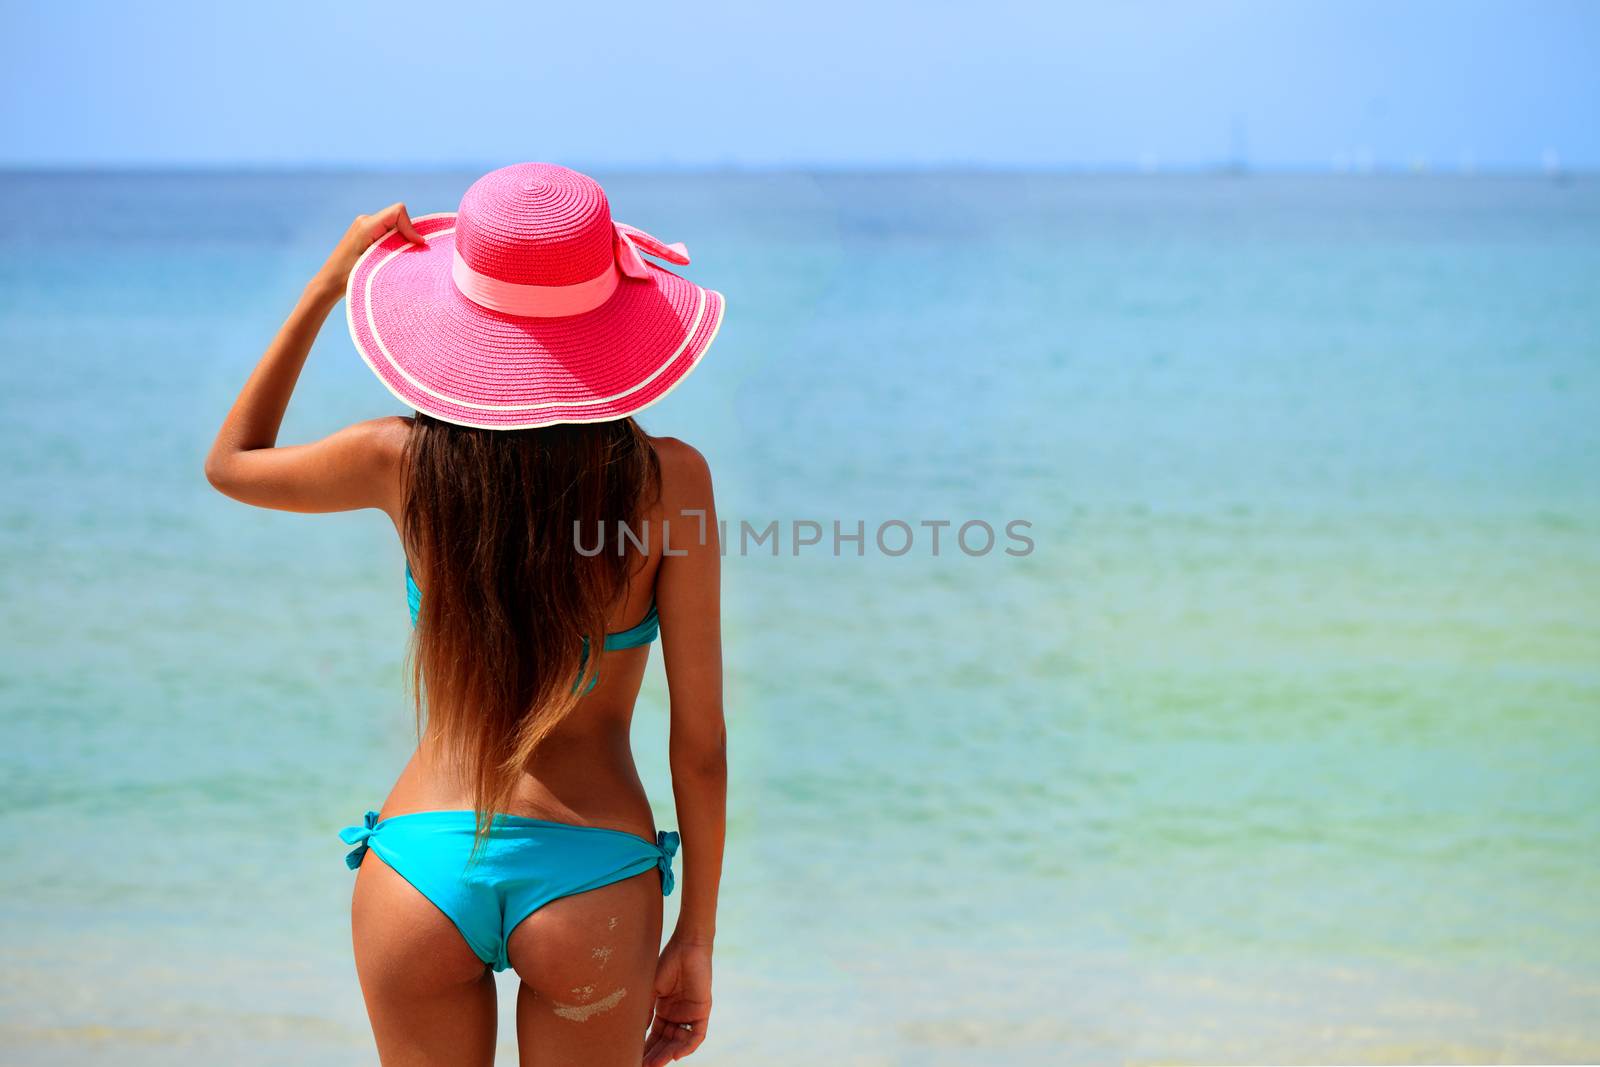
[205,163,727,1067]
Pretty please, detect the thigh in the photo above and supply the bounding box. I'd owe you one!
[508,869,665,1067]
[351,851,498,1067]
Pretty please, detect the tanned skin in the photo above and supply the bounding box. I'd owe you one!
[206,205,725,1067]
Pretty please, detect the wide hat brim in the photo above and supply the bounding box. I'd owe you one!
[346,213,725,429]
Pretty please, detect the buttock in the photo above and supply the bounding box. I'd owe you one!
[339,809,678,972]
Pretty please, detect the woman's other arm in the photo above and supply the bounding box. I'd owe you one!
[646,437,726,1067]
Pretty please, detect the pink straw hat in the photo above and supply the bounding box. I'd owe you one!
[345,162,725,429]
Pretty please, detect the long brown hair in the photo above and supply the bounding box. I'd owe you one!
[400,413,660,840]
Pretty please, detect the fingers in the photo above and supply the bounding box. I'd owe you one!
[367,202,428,247]
[643,1017,672,1065]
[643,1004,708,1066]
[642,1023,672,1067]
[392,204,427,247]
[643,1023,699,1067]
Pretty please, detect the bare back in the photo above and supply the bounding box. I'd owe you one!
[374,428,720,843]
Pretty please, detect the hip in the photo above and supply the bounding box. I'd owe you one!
[376,739,658,842]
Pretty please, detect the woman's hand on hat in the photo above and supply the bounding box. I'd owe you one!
[310,203,428,303]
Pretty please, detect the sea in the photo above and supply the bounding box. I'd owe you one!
[2,170,1597,1065]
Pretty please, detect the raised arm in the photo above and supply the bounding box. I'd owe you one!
[645,438,727,1067]
[204,204,425,515]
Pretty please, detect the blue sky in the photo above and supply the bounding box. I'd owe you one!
[3,0,1596,170]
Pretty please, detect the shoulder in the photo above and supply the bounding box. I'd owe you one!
[365,413,415,443]
[649,434,710,477]
[648,435,714,506]
[342,415,412,516]
[345,415,412,464]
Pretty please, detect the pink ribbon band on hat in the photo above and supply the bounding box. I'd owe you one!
[453,221,691,318]
[451,252,619,317]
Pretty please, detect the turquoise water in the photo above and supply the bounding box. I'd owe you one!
[2,172,1598,1064]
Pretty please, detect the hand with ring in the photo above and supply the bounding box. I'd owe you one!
[643,934,711,1065]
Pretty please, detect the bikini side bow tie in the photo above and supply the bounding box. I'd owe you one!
[655,830,681,896]
[339,810,381,870]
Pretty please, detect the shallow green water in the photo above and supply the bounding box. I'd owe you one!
[1,172,1597,1064]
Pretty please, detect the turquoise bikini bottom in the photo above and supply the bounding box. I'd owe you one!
[340,809,679,972]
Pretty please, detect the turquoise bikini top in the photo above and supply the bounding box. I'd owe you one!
[405,562,659,649]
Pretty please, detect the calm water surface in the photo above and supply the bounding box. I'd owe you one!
[1,171,1598,1064]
